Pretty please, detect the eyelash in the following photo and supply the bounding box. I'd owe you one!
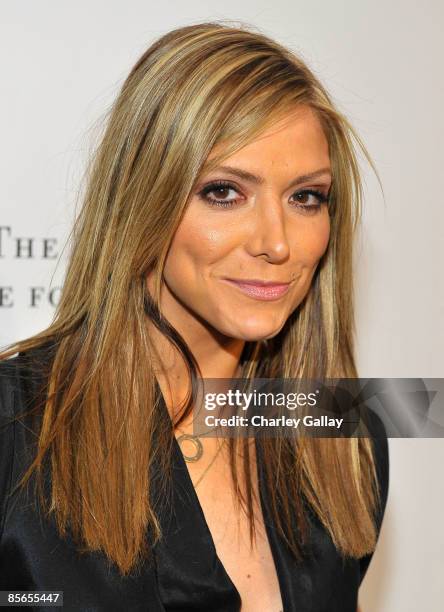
[198,180,330,211]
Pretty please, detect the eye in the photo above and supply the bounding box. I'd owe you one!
[198,180,241,208]
[290,189,329,213]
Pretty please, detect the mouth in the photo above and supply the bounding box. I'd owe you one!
[221,278,292,301]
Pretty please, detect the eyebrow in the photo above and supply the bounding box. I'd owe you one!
[207,165,332,189]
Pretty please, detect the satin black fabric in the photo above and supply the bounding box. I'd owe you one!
[0,347,389,611]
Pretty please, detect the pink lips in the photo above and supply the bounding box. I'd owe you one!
[222,278,291,301]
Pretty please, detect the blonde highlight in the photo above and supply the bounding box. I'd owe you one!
[1,21,383,575]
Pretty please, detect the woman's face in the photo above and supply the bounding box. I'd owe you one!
[152,105,331,342]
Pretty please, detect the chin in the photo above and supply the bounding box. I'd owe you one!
[224,317,286,343]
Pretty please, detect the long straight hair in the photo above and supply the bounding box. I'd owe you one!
[1,21,382,575]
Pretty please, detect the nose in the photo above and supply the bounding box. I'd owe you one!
[244,194,290,263]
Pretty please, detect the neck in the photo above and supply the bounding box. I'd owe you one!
[147,311,245,423]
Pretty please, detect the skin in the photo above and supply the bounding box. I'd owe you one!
[145,105,364,612]
[147,104,332,409]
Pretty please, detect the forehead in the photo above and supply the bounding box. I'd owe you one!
[205,106,330,175]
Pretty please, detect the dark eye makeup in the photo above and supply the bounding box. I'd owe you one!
[197,179,330,212]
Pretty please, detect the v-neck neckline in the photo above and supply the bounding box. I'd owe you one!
[155,381,287,611]
[171,435,287,611]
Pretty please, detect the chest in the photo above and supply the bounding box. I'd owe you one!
[183,439,284,612]
[2,430,363,612]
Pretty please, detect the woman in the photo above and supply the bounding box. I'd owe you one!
[0,21,389,612]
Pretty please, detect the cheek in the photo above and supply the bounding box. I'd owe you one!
[296,215,331,264]
[163,212,235,284]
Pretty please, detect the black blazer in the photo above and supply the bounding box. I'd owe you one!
[0,347,389,612]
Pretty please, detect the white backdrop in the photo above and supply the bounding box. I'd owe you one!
[1,2,443,610]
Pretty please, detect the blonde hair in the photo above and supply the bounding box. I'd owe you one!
[1,21,381,575]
